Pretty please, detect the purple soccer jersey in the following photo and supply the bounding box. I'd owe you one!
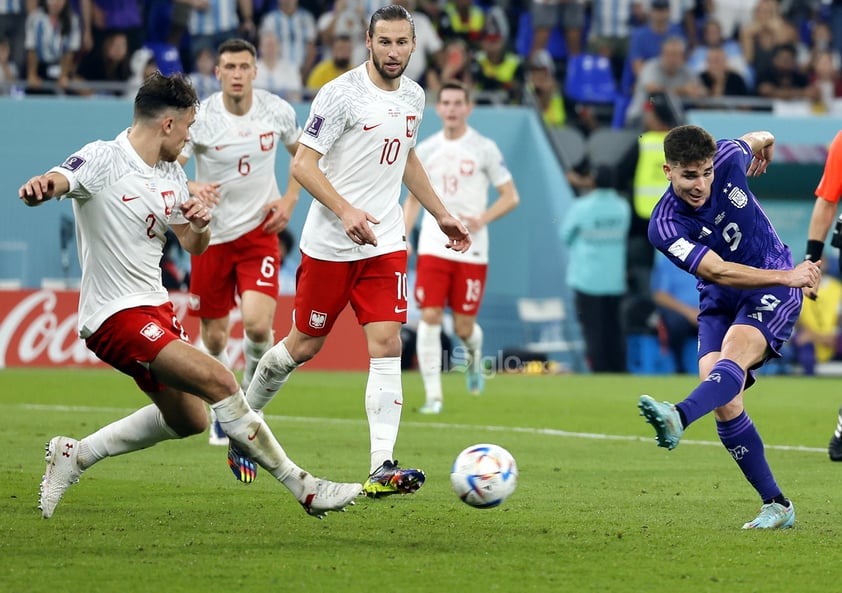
[648,138,802,362]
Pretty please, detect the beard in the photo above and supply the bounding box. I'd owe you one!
[371,52,407,80]
[334,57,351,69]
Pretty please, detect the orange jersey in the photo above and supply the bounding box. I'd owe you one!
[815,131,842,203]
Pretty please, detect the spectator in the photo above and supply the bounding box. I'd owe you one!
[687,18,752,88]
[470,17,524,104]
[25,0,82,95]
[0,36,20,93]
[650,250,699,374]
[305,33,354,90]
[755,42,816,102]
[438,0,485,51]
[740,0,797,80]
[526,49,565,127]
[426,37,473,94]
[317,0,369,67]
[188,46,220,100]
[791,260,842,376]
[260,0,318,81]
[391,0,442,87]
[0,0,26,74]
[75,29,132,96]
[254,29,302,101]
[625,36,704,127]
[88,0,144,58]
[560,164,631,373]
[189,0,255,64]
[587,0,646,79]
[711,0,757,41]
[626,0,684,80]
[529,0,584,58]
[699,44,749,99]
[808,49,842,113]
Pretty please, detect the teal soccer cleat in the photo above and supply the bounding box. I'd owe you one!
[638,394,684,450]
[742,501,795,529]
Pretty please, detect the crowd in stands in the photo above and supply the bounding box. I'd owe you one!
[0,0,837,119]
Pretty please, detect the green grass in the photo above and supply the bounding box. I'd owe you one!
[2,368,842,593]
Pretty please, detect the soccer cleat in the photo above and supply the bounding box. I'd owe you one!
[362,460,426,498]
[829,435,842,462]
[209,420,230,446]
[466,368,485,395]
[39,436,84,519]
[227,443,257,484]
[638,394,684,450]
[742,501,795,529]
[419,400,442,415]
[299,480,362,519]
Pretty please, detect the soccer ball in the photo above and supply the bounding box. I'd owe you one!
[450,443,518,508]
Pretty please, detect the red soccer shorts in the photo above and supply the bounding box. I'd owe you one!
[188,225,281,318]
[414,254,487,316]
[85,303,187,392]
[293,250,408,336]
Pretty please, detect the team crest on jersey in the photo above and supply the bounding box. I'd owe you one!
[160,190,176,216]
[405,115,417,138]
[60,155,86,172]
[140,322,165,341]
[305,115,325,137]
[459,159,475,176]
[309,310,327,329]
[260,132,275,152]
[727,186,748,208]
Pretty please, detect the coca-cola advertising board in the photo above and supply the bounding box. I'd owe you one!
[0,290,369,370]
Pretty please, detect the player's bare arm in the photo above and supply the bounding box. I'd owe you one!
[19,172,70,206]
[695,249,821,290]
[262,141,302,235]
[402,149,471,252]
[739,131,775,177]
[172,196,213,255]
[292,143,379,246]
[462,180,520,233]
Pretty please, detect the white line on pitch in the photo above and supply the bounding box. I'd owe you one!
[15,403,827,455]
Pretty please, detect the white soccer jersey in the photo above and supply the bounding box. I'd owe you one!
[298,63,425,262]
[182,89,301,244]
[415,127,512,263]
[49,130,191,338]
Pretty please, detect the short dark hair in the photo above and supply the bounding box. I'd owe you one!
[437,80,470,102]
[217,38,257,60]
[663,125,716,166]
[133,72,199,121]
[368,5,415,40]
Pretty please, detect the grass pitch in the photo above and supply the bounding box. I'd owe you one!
[2,368,841,593]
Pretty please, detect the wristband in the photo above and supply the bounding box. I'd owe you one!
[805,239,824,262]
[190,222,210,234]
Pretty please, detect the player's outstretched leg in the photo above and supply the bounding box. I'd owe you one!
[638,395,684,450]
[39,436,84,519]
[362,460,426,498]
[742,501,795,529]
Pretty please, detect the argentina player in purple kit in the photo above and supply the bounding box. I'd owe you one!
[637,125,821,529]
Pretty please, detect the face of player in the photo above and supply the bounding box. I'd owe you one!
[367,19,415,89]
[436,88,471,133]
[161,107,196,162]
[664,158,714,208]
[216,50,256,100]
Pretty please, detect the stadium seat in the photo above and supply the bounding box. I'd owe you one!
[517,297,579,356]
[563,53,618,104]
[548,125,587,171]
[143,42,183,75]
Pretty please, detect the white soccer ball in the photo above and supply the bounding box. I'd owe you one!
[450,443,518,508]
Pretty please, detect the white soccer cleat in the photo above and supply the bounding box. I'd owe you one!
[39,436,84,519]
[299,480,362,519]
[419,400,442,415]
